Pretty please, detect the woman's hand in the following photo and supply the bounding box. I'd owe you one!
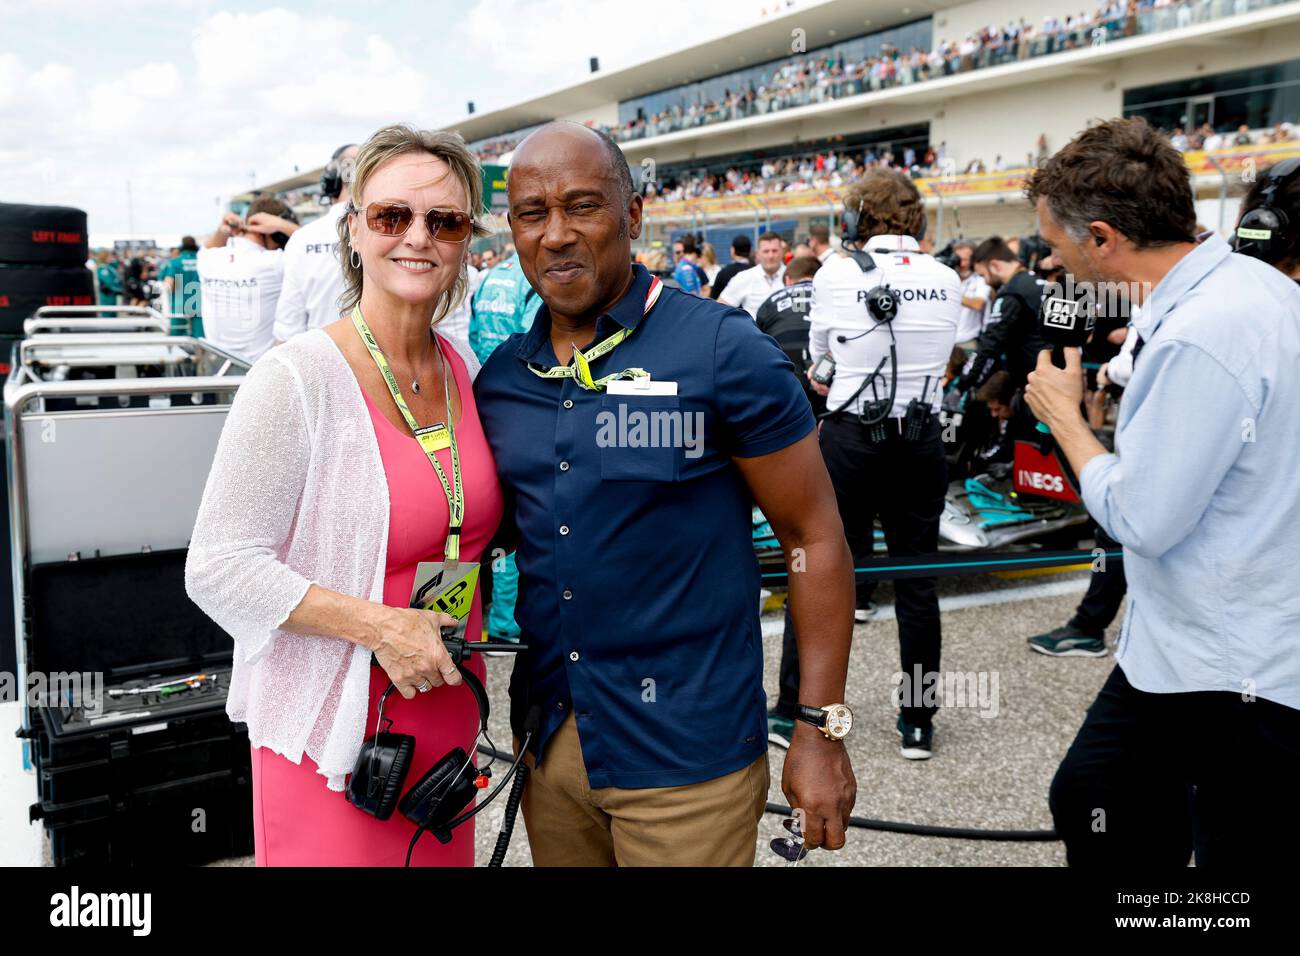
[370,606,462,698]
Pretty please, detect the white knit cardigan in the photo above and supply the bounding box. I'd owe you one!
[185,328,480,791]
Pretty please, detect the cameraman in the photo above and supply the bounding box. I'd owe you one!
[197,197,298,364]
[273,144,358,343]
[1024,117,1300,866]
[808,168,961,759]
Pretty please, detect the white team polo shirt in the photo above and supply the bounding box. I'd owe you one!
[718,262,787,318]
[197,237,285,363]
[272,202,348,342]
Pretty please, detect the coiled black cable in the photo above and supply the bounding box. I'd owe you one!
[488,763,529,866]
[476,745,1059,842]
[765,801,1057,841]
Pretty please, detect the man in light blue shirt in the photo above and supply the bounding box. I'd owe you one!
[468,252,543,645]
[1023,117,1300,867]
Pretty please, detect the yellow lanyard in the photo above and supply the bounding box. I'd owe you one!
[352,306,464,564]
[526,275,663,390]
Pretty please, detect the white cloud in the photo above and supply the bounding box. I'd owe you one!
[461,0,765,91]
[193,9,343,92]
[191,8,427,120]
[82,62,183,136]
[1,0,788,235]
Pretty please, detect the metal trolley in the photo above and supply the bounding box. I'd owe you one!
[22,305,173,337]
[4,329,253,864]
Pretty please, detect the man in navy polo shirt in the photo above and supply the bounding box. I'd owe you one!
[475,122,857,866]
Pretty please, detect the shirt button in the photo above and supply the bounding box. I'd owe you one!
[569,651,580,662]
[559,461,570,472]
[563,399,574,409]
[555,701,565,711]
[559,525,570,535]
[562,589,573,600]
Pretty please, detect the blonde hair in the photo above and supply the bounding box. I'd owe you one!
[642,248,668,272]
[700,242,717,268]
[336,123,490,324]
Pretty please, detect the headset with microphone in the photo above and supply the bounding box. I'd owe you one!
[347,633,536,866]
[320,143,358,203]
[1233,157,1300,264]
[819,200,905,428]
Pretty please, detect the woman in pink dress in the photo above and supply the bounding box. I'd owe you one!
[186,125,503,866]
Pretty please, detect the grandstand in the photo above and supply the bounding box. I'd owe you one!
[240,0,1300,250]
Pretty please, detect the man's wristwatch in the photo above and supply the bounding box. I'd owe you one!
[795,702,854,740]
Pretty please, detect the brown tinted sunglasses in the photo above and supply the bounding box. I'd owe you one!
[356,201,474,242]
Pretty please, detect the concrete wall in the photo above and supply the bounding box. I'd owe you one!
[558,100,620,130]
[938,0,1090,42]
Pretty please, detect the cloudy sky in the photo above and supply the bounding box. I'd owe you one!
[0,0,780,242]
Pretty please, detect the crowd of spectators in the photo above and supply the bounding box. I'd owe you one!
[465,0,1282,163]
[1166,120,1295,152]
[609,1,1282,143]
[643,146,941,203]
[632,113,1296,206]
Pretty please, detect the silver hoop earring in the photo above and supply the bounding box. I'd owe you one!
[350,249,361,269]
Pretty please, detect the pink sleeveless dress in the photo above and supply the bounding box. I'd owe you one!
[250,335,504,866]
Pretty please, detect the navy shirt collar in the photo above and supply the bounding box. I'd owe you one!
[515,263,655,364]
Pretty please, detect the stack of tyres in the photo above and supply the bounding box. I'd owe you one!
[0,203,92,676]
[0,203,93,336]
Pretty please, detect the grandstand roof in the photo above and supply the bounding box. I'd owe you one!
[450,0,949,143]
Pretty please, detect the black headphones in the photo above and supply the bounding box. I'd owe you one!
[840,202,862,246]
[1234,157,1300,264]
[347,662,490,839]
[346,631,538,867]
[269,206,299,251]
[840,199,927,247]
[320,143,358,202]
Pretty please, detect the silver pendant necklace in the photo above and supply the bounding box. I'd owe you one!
[377,330,431,395]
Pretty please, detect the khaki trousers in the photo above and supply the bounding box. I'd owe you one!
[518,713,769,866]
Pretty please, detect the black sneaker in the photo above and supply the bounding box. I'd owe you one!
[1027,624,1107,657]
[897,716,933,760]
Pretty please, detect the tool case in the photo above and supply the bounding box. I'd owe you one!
[20,550,253,866]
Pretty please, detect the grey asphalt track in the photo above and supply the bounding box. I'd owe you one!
[194,568,1119,868]
[471,569,1119,868]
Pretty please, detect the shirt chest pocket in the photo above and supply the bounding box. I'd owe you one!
[597,394,683,482]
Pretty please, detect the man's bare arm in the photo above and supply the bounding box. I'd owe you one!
[733,429,857,850]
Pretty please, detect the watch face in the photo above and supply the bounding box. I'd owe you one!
[825,704,853,739]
